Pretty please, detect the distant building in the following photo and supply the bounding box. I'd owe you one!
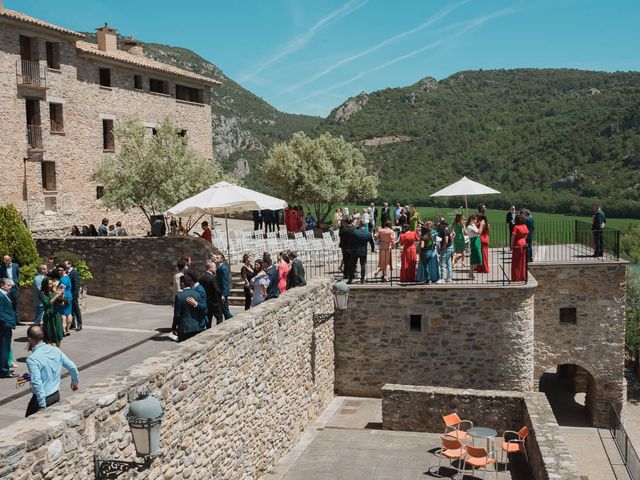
[0,4,219,235]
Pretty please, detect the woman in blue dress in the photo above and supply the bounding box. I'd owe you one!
[56,265,74,336]
[416,227,440,284]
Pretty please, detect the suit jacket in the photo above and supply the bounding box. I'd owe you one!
[266,265,279,299]
[339,225,355,251]
[351,228,375,256]
[199,271,222,311]
[381,207,391,224]
[0,292,16,328]
[216,263,231,297]
[68,268,81,298]
[372,207,378,222]
[287,259,306,289]
[506,211,516,225]
[172,288,206,339]
[0,262,19,287]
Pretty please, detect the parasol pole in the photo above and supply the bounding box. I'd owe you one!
[224,207,231,263]
[464,195,468,218]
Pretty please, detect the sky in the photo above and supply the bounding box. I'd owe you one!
[6,0,639,117]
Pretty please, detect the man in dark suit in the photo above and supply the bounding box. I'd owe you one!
[172,274,206,342]
[286,251,306,289]
[199,261,223,328]
[64,260,83,331]
[215,254,233,320]
[263,254,280,299]
[252,210,262,232]
[0,255,20,325]
[370,203,378,228]
[349,224,375,284]
[0,278,17,378]
[380,202,391,226]
[505,206,517,243]
[523,209,535,263]
[592,203,606,257]
[339,218,355,280]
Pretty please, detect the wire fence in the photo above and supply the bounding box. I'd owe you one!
[610,403,640,480]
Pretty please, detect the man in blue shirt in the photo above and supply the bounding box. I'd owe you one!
[25,326,79,417]
[32,264,48,326]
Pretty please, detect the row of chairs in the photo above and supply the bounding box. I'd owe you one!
[439,412,529,479]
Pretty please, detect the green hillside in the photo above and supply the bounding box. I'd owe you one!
[320,69,640,218]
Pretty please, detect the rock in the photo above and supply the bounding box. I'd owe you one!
[332,93,368,122]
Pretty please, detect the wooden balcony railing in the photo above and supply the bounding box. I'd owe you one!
[27,124,43,149]
[16,60,47,88]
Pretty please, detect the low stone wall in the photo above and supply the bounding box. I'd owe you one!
[335,283,536,397]
[0,279,335,479]
[381,384,581,480]
[35,236,220,304]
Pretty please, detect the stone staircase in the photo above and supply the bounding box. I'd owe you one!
[228,272,245,307]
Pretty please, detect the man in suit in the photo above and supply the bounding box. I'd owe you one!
[186,271,208,331]
[505,206,517,243]
[523,209,535,263]
[592,203,606,257]
[380,202,391,226]
[0,278,17,378]
[252,210,262,232]
[286,251,306,289]
[215,254,233,320]
[0,255,20,325]
[199,261,223,328]
[172,274,206,342]
[263,254,280,300]
[349,224,375,284]
[32,264,48,326]
[370,203,378,229]
[339,218,355,280]
[64,260,82,331]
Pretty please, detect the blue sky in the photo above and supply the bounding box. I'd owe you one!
[7,0,639,117]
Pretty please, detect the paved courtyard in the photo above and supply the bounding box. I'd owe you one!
[0,296,242,428]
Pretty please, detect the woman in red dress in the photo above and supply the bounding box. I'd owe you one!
[511,213,529,282]
[399,224,420,282]
[475,215,490,273]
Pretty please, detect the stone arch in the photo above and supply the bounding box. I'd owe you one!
[539,364,598,427]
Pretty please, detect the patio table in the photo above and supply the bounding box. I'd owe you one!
[467,426,497,452]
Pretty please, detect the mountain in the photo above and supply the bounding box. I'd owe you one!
[321,69,640,218]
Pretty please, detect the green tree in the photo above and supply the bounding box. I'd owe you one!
[92,118,221,225]
[263,132,378,223]
[0,204,41,287]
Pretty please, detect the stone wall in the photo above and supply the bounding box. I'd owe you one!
[0,279,335,479]
[529,261,627,426]
[381,384,581,480]
[0,19,213,236]
[36,236,220,304]
[335,283,536,397]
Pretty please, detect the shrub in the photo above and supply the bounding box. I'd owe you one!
[0,204,41,287]
[51,250,93,282]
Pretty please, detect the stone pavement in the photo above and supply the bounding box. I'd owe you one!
[0,296,242,429]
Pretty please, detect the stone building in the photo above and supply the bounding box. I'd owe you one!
[0,4,219,235]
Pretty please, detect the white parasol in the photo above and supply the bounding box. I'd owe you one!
[430,176,500,216]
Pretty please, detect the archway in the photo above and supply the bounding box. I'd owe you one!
[538,364,597,427]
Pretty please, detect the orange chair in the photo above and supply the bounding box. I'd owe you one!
[442,413,473,443]
[464,445,498,479]
[437,435,467,475]
[501,426,529,465]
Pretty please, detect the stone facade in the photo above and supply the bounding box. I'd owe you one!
[35,236,220,305]
[0,10,215,236]
[0,279,335,479]
[335,283,536,396]
[529,262,627,426]
[381,384,581,480]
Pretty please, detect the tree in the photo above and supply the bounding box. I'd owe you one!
[92,118,221,225]
[263,132,378,223]
[0,204,41,287]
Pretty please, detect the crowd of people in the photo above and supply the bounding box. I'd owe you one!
[336,202,537,284]
[67,218,128,237]
[170,251,306,342]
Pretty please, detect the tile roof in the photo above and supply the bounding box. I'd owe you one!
[0,8,84,37]
[76,41,221,87]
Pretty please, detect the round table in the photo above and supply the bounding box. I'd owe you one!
[467,426,497,451]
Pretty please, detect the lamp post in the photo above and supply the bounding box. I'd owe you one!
[313,280,350,325]
[95,390,164,479]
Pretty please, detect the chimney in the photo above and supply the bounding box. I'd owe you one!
[122,37,144,57]
[96,22,117,52]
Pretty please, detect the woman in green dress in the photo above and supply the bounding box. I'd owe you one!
[465,214,485,280]
[40,277,65,347]
[452,213,466,269]
[409,207,421,231]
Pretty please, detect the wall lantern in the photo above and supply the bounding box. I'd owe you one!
[313,280,350,326]
[94,390,164,479]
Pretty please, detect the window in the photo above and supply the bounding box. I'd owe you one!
[96,186,105,199]
[176,84,202,103]
[560,308,577,324]
[44,196,57,213]
[103,119,114,151]
[99,68,111,87]
[46,42,60,69]
[41,161,56,191]
[49,103,64,132]
[409,314,422,332]
[149,78,168,94]
[134,74,143,90]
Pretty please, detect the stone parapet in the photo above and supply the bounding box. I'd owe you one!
[36,236,220,304]
[381,384,581,480]
[0,279,335,479]
[335,283,536,396]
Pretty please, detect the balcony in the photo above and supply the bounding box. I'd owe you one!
[16,60,47,89]
[26,125,43,150]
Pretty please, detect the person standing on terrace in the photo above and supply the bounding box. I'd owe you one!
[399,224,419,282]
[452,214,466,269]
[592,203,606,257]
[374,221,395,282]
[466,214,484,280]
[511,213,529,281]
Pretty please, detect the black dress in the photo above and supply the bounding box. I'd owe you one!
[240,264,255,310]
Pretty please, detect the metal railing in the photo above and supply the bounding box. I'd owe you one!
[575,220,620,260]
[610,403,640,480]
[16,59,47,88]
[26,125,43,149]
